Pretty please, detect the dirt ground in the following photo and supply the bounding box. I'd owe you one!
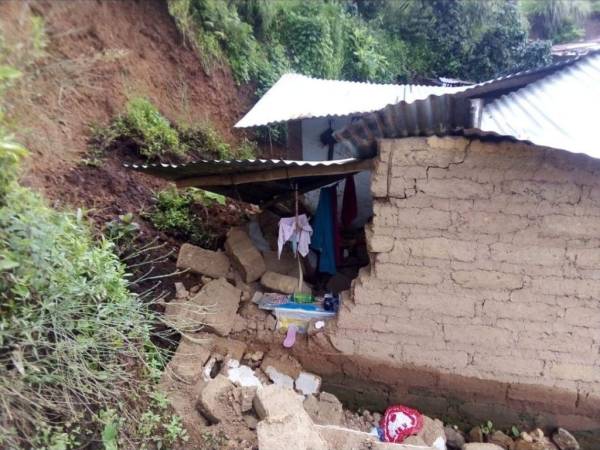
[0,0,254,206]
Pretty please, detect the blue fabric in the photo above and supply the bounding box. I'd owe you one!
[311,187,336,274]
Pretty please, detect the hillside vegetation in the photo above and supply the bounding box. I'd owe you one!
[169,0,554,95]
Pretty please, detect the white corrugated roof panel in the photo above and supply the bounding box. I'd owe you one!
[234,73,470,128]
[480,52,600,158]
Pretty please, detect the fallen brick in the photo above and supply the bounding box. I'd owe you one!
[180,278,241,336]
[165,336,212,383]
[260,270,311,294]
[176,243,230,278]
[303,392,343,426]
[315,425,432,449]
[225,228,266,283]
[295,371,322,396]
[196,374,234,424]
[261,350,303,379]
[253,384,307,421]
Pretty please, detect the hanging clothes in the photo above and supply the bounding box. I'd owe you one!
[341,175,358,228]
[331,185,342,266]
[277,214,312,258]
[311,186,337,274]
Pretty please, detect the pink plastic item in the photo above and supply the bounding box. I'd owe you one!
[283,324,297,348]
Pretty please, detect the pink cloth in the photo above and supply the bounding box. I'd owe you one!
[277,214,312,258]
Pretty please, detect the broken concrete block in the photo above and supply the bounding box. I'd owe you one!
[257,412,328,450]
[403,435,429,446]
[303,392,343,426]
[225,360,263,388]
[463,445,504,450]
[295,371,322,396]
[552,428,580,450]
[183,278,242,336]
[237,386,257,412]
[174,282,189,299]
[264,366,295,389]
[225,228,266,283]
[243,413,258,430]
[316,425,431,449]
[417,416,447,449]
[255,385,328,450]
[261,350,303,379]
[253,384,306,421]
[176,243,230,278]
[444,427,465,450]
[260,270,311,294]
[196,374,234,424]
[165,336,212,383]
[206,334,247,361]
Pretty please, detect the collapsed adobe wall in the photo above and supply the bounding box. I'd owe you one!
[327,136,600,435]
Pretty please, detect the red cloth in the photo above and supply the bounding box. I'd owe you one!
[341,175,357,228]
[380,405,424,443]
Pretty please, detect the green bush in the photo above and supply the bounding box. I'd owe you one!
[0,181,189,448]
[115,97,183,159]
[179,122,257,159]
[0,82,185,446]
[147,187,225,249]
[169,0,552,91]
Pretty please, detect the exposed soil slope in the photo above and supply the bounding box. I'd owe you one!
[1,0,253,207]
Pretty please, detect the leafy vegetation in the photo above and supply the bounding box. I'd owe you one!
[92,97,257,161]
[0,67,186,449]
[114,97,184,158]
[0,154,189,449]
[147,186,226,249]
[520,0,593,43]
[179,122,257,159]
[169,0,554,94]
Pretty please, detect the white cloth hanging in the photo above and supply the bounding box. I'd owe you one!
[277,214,312,258]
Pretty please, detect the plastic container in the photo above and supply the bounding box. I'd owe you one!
[273,304,336,332]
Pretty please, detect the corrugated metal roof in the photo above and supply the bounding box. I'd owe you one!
[334,52,600,159]
[126,157,373,206]
[126,157,364,181]
[479,52,600,158]
[234,73,470,128]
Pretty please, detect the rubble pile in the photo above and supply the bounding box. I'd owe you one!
[160,229,582,450]
[160,331,445,450]
[160,330,579,450]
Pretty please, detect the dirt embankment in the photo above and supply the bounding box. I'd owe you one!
[1,0,254,213]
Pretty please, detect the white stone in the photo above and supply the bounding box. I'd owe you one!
[295,371,322,396]
[225,360,263,388]
[264,366,295,389]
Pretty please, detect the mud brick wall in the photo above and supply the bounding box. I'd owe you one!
[329,137,600,431]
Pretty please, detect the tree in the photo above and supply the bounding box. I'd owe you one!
[520,0,591,43]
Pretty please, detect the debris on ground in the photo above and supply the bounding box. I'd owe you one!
[177,243,231,278]
[225,227,266,283]
[260,270,311,294]
[159,230,582,450]
[173,277,242,336]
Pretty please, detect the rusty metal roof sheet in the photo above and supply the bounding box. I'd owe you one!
[126,157,372,206]
[334,52,600,159]
[234,73,470,128]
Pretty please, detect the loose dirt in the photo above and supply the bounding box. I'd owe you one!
[0,0,254,203]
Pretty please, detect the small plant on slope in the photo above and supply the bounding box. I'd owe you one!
[115,97,184,158]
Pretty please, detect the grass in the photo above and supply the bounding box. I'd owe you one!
[0,57,187,450]
[147,186,226,249]
[91,98,257,162]
[114,97,184,159]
